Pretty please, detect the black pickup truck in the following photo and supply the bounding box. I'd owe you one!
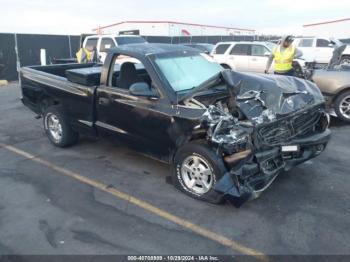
[20,44,331,207]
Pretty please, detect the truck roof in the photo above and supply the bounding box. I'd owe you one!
[111,43,198,56]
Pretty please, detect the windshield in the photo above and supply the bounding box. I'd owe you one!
[154,53,223,92]
[115,36,147,45]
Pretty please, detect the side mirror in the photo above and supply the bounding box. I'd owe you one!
[264,51,271,57]
[129,82,158,98]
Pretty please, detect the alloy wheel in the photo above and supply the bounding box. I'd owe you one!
[45,113,63,143]
[180,155,214,195]
[339,95,350,120]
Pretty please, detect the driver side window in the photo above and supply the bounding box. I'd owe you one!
[107,55,150,89]
[107,55,158,98]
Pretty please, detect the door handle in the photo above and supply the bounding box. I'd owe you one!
[98,97,110,106]
[251,58,257,61]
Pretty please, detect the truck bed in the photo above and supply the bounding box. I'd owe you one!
[22,63,101,85]
[20,63,104,136]
[23,62,146,86]
[20,62,148,136]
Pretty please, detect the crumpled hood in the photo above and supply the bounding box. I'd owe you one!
[228,71,325,124]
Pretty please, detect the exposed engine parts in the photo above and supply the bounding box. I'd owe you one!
[201,105,251,155]
[195,70,331,207]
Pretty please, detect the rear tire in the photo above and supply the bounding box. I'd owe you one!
[43,105,79,147]
[172,142,226,204]
[334,90,350,123]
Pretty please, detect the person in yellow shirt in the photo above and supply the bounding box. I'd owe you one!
[265,35,303,76]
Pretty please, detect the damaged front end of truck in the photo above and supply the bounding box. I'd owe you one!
[187,70,331,207]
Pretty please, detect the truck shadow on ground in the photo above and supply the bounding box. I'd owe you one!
[329,116,349,127]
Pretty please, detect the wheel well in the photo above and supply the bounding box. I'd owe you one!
[39,96,60,113]
[171,137,207,164]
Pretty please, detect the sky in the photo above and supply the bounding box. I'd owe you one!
[1,0,350,35]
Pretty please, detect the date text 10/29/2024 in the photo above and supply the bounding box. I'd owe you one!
[127,256,220,261]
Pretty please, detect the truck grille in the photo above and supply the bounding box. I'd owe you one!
[257,107,322,145]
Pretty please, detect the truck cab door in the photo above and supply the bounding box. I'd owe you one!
[95,57,174,162]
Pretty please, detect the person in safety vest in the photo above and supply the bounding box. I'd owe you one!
[265,35,303,76]
[76,47,93,63]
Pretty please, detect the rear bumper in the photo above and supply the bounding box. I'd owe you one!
[214,129,331,207]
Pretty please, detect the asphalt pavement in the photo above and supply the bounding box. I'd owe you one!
[0,82,349,259]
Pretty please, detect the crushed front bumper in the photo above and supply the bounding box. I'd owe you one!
[214,129,331,207]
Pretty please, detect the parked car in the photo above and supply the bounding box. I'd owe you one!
[83,34,147,63]
[181,43,215,54]
[210,41,306,77]
[305,44,350,122]
[20,44,330,207]
[293,37,350,65]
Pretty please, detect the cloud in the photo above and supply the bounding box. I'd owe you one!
[0,0,349,35]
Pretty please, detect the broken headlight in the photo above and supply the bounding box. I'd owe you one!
[201,105,251,155]
[211,120,250,154]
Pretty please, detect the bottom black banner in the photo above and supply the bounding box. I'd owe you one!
[0,255,349,262]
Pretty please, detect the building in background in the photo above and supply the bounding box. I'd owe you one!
[92,21,255,36]
[303,18,350,39]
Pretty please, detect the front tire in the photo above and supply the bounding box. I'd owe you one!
[334,90,350,123]
[172,142,227,204]
[43,105,79,147]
